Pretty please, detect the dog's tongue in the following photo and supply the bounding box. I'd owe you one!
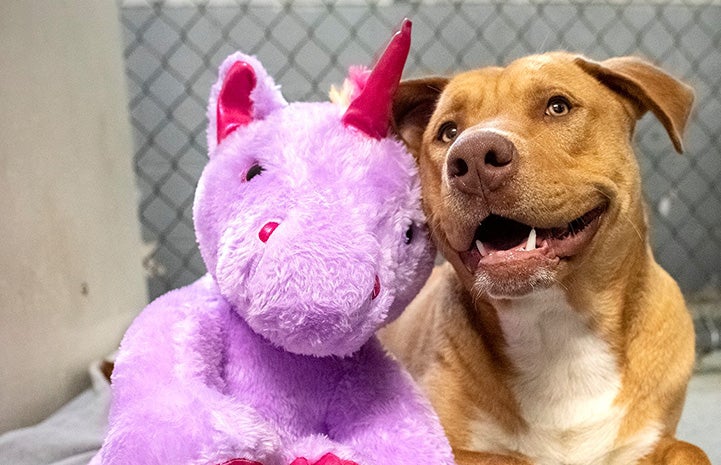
[460,239,555,274]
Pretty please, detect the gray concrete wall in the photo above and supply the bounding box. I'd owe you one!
[0,1,147,433]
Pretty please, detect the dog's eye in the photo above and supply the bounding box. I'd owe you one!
[437,122,458,143]
[244,163,264,182]
[404,225,414,245]
[545,96,571,117]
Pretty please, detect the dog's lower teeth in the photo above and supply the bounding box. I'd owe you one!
[476,240,487,256]
[525,228,537,251]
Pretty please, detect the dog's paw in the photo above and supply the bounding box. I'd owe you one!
[655,440,711,465]
[453,449,533,465]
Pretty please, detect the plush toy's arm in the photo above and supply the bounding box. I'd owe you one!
[324,337,455,465]
[97,275,282,465]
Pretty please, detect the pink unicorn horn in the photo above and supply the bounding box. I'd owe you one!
[342,19,412,139]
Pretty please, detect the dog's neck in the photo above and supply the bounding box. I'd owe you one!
[464,286,665,465]
[491,288,621,425]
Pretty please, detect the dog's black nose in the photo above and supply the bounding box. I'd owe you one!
[446,130,518,193]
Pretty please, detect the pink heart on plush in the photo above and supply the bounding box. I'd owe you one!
[290,453,359,465]
[219,459,264,465]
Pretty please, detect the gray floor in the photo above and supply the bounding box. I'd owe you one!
[678,351,721,464]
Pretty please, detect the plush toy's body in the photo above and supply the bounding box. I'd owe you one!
[94,21,454,465]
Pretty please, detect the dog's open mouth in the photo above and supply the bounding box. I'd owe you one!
[458,204,607,274]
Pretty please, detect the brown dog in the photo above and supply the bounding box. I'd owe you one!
[381,52,711,465]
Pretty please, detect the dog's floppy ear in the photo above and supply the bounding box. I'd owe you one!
[574,56,694,154]
[392,77,449,155]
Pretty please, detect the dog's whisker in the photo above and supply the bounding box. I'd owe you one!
[550,276,570,293]
[589,186,645,245]
[537,31,552,54]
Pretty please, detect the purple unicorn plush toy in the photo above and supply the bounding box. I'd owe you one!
[93,20,454,465]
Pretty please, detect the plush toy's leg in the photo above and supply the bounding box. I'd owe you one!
[98,279,282,465]
[322,339,455,465]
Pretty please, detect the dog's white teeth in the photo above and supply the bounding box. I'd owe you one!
[525,228,537,251]
[476,240,487,256]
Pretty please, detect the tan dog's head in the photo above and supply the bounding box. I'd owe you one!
[393,52,693,299]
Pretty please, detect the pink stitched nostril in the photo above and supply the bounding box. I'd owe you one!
[258,221,279,243]
[371,275,381,300]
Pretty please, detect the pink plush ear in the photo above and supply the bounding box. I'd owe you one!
[207,52,287,154]
[216,61,257,143]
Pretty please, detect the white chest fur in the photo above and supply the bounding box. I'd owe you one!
[467,288,659,465]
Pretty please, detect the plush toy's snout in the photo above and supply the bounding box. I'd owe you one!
[257,217,380,298]
[242,210,387,357]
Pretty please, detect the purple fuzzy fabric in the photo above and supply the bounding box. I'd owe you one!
[92,52,453,465]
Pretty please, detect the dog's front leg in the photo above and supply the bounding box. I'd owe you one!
[453,449,533,465]
[638,437,710,465]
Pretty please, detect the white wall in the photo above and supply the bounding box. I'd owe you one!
[0,1,147,433]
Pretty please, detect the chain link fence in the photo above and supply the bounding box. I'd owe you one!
[118,1,721,314]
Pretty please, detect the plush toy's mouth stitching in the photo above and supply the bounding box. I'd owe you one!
[371,275,381,300]
[458,204,607,273]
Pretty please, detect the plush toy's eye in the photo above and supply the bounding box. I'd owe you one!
[245,164,264,182]
[404,225,414,244]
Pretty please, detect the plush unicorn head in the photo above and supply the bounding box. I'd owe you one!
[193,20,434,357]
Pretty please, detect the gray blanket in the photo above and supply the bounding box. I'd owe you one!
[0,363,109,465]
